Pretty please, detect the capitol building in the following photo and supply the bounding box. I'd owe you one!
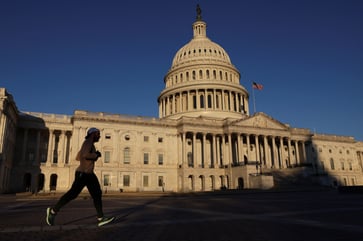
[1,6,363,194]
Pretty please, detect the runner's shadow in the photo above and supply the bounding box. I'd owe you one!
[63,197,162,225]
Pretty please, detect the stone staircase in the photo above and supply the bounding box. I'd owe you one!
[269,167,320,190]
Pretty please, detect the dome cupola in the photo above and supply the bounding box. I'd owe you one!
[158,5,250,119]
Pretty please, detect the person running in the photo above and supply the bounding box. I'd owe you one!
[46,127,115,227]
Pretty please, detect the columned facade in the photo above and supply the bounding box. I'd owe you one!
[176,121,311,191]
[1,6,363,194]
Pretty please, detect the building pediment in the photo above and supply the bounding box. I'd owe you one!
[229,112,289,130]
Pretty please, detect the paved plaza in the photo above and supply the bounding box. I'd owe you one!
[0,189,363,241]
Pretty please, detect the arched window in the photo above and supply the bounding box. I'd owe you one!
[206,70,210,79]
[199,70,203,79]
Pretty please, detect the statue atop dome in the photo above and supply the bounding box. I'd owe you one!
[196,4,202,20]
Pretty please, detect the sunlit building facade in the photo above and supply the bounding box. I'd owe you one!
[1,7,362,194]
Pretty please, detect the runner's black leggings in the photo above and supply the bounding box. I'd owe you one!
[53,171,104,218]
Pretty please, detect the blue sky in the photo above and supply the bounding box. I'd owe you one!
[1,0,362,141]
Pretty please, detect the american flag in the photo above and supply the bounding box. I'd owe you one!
[252,82,263,90]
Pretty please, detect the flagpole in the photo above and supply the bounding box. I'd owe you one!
[252,83,256,113]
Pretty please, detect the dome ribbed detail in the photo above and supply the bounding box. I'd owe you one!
[171,21,232,70]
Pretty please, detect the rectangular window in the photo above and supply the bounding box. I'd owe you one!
[124,148,130,164]
[103,174,110,186]
[207,95,212,108]
[104,151,111,163]
[123,175,130,187]
[158,176,164,187]
[158,137,163,143]
[143,176,149,187]
[330,159,335,170]
[341,162,344,170]
[144,136,149,142]
[349,162,353,170]
[144,153,149,164]
[158,153,163,165]
[105,134,111,139]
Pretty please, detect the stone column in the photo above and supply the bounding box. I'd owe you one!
[222,91,225,111]
[227,133,233,189]
[255,135,260,163]
[179,92,183,113]
[228,91,232,111]
[212,134,216,168]
[216,135,220,167]
[213,89,216,110]
[294,141,300,166]
[182,132,186,167]
[204,89,207,110]
[288,138,292,167]
[245,95,249,115]
[221,135,226,166]
[60,131,66,165]
[263,136,269,167]
[228,134,233,166]
[167,96,171,115]
[237,134,242,164]
[171,94,175,114]
[272,136,277,168]
[193,133,197,168]
[203,133,206,168]
[246,134,251,162]
[187,91,190,111]
[47,130,54,166]
[279,137,285,168]
[240,134,245,164]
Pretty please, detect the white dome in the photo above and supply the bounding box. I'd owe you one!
[170,20,233,70]
[158,7,249,120]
